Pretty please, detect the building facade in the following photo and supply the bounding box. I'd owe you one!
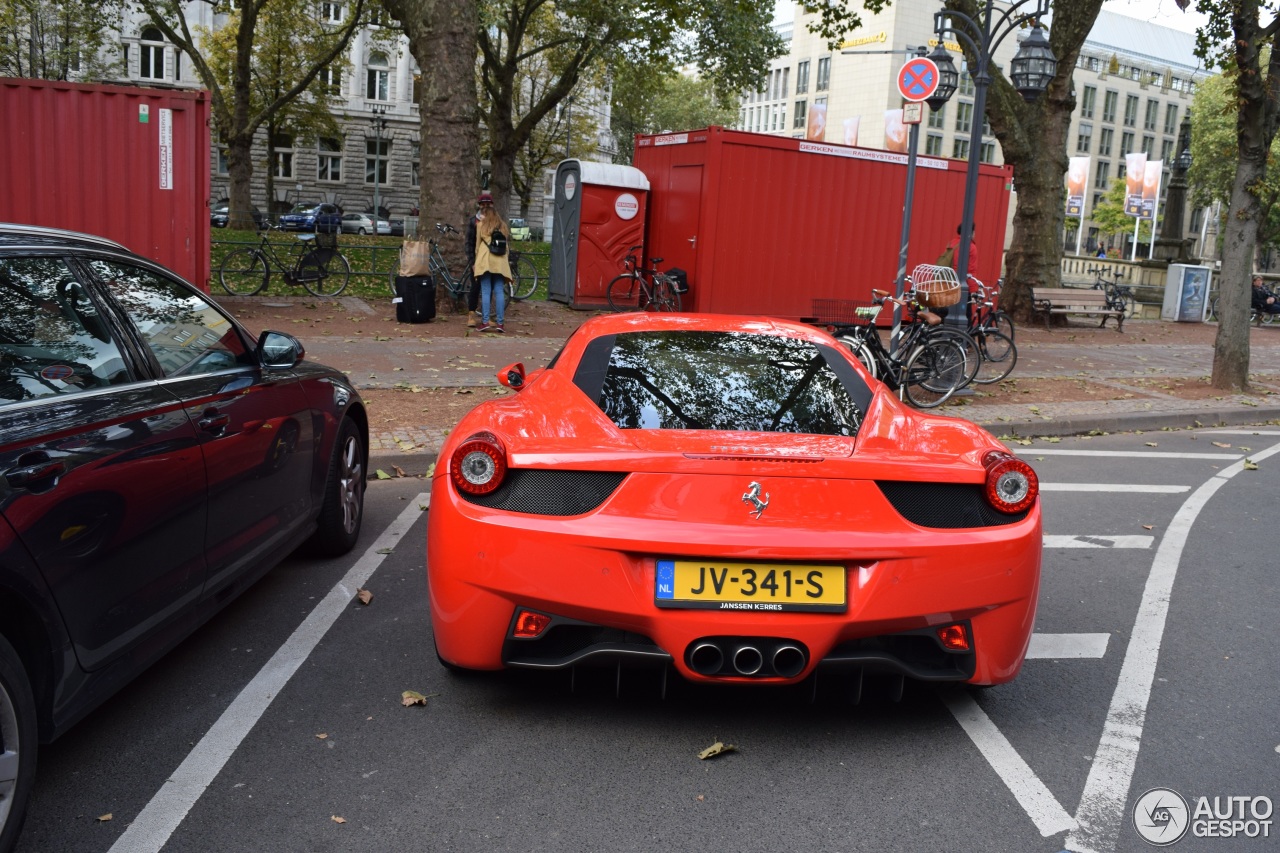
[742,4,1211,258]
[93,4,609,227]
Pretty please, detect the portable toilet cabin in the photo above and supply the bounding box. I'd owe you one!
[549,160,650,309]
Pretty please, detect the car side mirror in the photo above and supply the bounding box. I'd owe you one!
[257,330,304,370]
[497,361,526,390]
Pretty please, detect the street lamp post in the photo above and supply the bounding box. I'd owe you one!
[369,104,389,223]
[931,1,1057,321]
[1154,111,1194,263]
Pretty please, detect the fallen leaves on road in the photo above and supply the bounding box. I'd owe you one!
[331,815,347,824]
[97,814,113,822]
[316,733,328,739]
[1244,459,1259,470]
[1143,524,1154,530]
[392,465,407,478]
[1212,441,1232,448]
[401,690,439,707]
[1145,442,1158,447]
[375,469,392,480]
[356,589,373,605]
[698,741,737,760]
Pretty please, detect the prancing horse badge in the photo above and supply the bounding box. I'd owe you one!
[741,481,769,519]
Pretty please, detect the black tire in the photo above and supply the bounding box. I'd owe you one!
[903,339,965,408]
[304,417,365,555]
[653,279,682,312]
[456,269,474,314]
[606,273,642,312]
[0,635,37,853]
[358,227,368,236]
[926,328,980,389]
[837,334,879,381]
[974,330,1018,384]
[510,254,538,301]
[1209,296,1221,322]
[991,310,1015,340]
[298,250,351,298]
[219,248,269,296]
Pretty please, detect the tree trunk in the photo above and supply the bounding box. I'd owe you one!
[227,135,256,231]
[389,0,479,280]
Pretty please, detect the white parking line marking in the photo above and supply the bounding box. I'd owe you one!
[1199,428,1280,435]
[108,494,430,853]
[1039,484,1190,493]
[1066,439,1280,852]
[1043,535,1153,549]
[1026,633,1110,659]
[1020,449,1239,460]
[943,693,1078,836]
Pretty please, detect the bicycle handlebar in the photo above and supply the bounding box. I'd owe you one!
[434,223,459,235]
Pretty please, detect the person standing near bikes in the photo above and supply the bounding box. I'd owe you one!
[469,192,512,333]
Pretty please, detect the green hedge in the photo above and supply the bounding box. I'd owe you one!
[211,228,550,300]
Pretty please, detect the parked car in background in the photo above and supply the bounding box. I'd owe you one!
[0,223,369,853]
[340,213,391,236]
[388,218,406,237]
[279,202,341,233]
[509,218,531,241]
[210,203,265,230]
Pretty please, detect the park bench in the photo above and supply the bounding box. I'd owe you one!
[1030,287,1124,331]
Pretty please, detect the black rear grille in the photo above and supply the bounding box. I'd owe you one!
[876,481,1029,528]
[459,469,627,515]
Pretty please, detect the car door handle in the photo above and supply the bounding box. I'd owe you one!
[4,455,66,488]
[198,410,231,434]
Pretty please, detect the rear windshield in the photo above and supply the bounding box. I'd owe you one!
[591,330,863,435]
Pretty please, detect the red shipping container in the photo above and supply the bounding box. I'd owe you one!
[633,127,1013,319]
[0,78,211,290]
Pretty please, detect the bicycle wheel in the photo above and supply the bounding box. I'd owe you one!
[926,327,980,389]
[974,330,1018,384]
[297,250,351,297]
[510,253,539,301]
[1208,296,1220,322]
[902,339,966,408]
[654,279,682,312]
[836,334,878,381]
[990,310,1015,340]
[606,273,643,311]
[219,248,269,296]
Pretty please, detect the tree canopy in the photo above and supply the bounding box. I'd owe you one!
[0,0,124,81]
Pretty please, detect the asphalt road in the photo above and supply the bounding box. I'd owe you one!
[15,428,1280,853]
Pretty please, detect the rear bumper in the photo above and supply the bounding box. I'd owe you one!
[427,474,1041,686]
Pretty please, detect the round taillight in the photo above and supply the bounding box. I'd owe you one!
[450,432,507,495]
[983,451,1038,514]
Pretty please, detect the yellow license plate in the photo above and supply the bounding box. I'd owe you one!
[654,560,846,613]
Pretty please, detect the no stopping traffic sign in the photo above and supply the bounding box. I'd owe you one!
[897,57,940,102]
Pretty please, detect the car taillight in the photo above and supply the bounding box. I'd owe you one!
[450,432,507,495]
[982,450,1038,513]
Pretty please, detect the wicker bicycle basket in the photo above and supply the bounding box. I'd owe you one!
[910,264,961,308]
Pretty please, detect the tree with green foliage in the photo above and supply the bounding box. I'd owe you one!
[0,0,124,81]
[610,67,739,165]
[1188,0,1280,390]
[137,1,368,230]
[1089,177,1154,245]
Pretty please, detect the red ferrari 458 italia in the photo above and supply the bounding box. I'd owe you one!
[427,313,1041,689]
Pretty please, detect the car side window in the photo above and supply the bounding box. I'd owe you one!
[0,256,133,404]
[85,259,254,378]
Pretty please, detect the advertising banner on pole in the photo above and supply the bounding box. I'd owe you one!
[1141,159,1164,219]
[1124,152,1147,216]
[805,101,827,142]
[1066,156,1090,217]
[884,109,907,153]
[843,116,861,146]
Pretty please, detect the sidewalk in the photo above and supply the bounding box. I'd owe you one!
[221,296,1280,469]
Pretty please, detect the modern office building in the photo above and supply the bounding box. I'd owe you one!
[742,4,1211,257]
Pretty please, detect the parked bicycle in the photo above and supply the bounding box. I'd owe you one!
[965,276,1018,384]
[1087,266,1134,316]
[825,289,970,408]
[219,227,351,297]
[968,274,1015,340]
[1209,279,1278,325]
[390,223,539,311]
[606,245,682,312]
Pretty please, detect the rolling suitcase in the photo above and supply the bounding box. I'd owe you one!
[393,275,436,323]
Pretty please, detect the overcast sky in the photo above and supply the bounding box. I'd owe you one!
[772,1,1211,34]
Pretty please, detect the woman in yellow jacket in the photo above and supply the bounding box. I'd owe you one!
[473,192,512,333]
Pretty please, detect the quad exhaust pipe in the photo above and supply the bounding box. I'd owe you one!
[686,637,808,678]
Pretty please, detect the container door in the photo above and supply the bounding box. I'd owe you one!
[654,165,702,308]
[549,162,583,303]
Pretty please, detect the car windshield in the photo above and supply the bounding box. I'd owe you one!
[289,203,319,214]
[593,331,863,435]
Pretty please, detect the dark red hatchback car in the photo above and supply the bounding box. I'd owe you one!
[0,224,368,852]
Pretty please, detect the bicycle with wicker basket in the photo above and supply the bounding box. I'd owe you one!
[810,290,969,409]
